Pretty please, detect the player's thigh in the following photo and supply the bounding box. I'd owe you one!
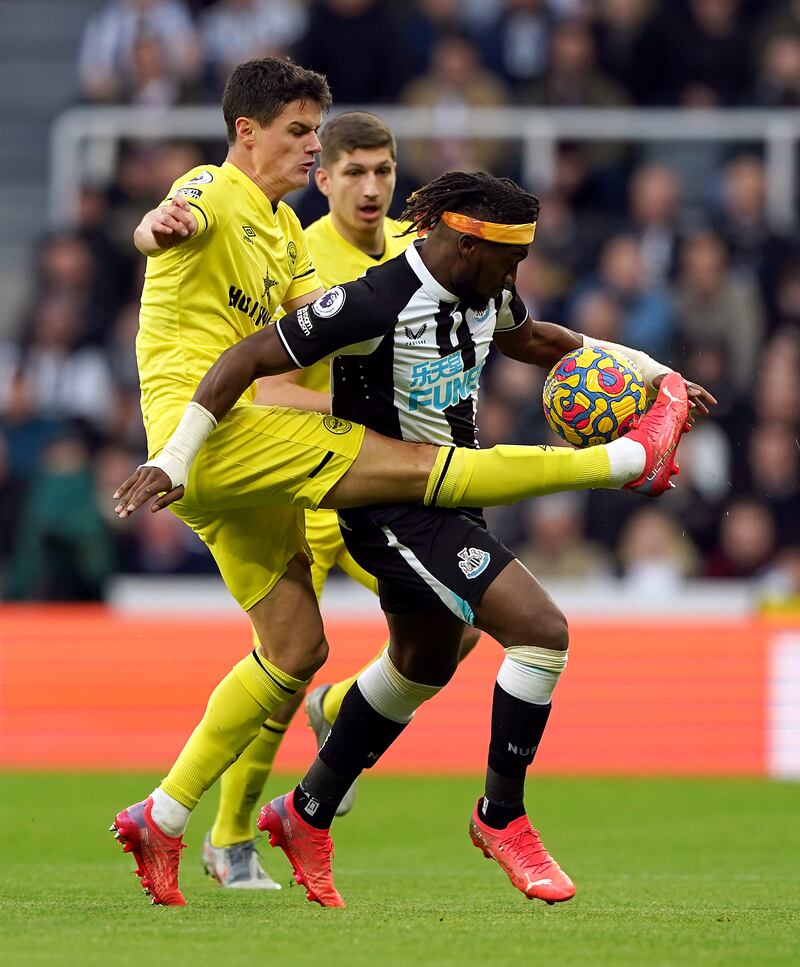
[186,403,365,512]
[304,508,342,600]
[172,501,309,612]
[386,608,464,687]
[474,559,568,652]
[306,506,380,596]
[247,554,328,680]
[337,504,514,628]
[319,428,438,509]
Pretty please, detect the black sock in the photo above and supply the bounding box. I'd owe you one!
[483,681,552,829]
[293,683,408,829]
[478,793,526,829]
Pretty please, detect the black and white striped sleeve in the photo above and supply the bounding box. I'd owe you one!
[494,287,529,332]
[275,277,393,368]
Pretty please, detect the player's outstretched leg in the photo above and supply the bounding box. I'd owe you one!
[110,798,186,906]
[623,372,690,496]
[257,793,344,908]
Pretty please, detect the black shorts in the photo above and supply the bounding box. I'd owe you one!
[337,505,515,625]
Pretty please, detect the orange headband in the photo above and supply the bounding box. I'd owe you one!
[440,211,536,245]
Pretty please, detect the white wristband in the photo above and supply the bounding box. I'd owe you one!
[582,335,672,394]
[141,402,217,489]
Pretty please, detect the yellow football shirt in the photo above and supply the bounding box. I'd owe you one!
[298,213,413,393]
[136,161,321,453]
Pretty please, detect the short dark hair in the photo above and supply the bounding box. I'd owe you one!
[222,58,332,146]
[320,112,396,167]
[401,171,540,237]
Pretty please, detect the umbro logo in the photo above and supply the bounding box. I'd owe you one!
[242,225,256,244]
[404,323,427,342]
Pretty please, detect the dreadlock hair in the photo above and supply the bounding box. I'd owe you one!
[400,171,539,238]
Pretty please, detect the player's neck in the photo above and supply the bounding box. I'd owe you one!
[330,210,385,259]
[225,150,286,207]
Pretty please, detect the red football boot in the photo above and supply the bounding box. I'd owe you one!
[110,797,186,906]
[469,801,576,904]
[624,372,690,497]
[258,793,345,908]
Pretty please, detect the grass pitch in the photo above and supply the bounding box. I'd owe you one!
[0,773,798,967]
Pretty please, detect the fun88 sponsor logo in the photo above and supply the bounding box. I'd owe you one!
[408,350,484,411]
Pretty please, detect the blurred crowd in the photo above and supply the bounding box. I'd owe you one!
[1,0,799,602]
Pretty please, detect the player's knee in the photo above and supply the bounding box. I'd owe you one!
[459,625,482,660]
[391,644,459,688]
[260,633,328,680]
[519,606,569,653]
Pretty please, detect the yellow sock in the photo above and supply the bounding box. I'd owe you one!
[425,444,612,508]
[321,649,383,724]
[210,719,288,847]
[160,651,305,810]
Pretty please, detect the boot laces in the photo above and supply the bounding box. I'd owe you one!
[504,826,552,876]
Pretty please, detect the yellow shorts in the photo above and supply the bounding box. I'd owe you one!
[305,508,379,599]
[166,402,365,610]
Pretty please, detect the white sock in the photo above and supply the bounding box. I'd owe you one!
[606,437,646,486]
[150,787,191,837]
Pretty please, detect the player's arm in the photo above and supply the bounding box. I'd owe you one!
[133,195,199,255]
[495,311,716,418]
[115,281,388,516]
[255,287,332,413]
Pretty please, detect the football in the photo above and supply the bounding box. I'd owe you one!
[542,346,647,447]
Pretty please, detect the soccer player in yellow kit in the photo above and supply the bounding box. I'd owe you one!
[202,113,482,888]
[110,66,702,903]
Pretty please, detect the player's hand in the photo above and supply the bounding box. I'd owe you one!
[149,195,198,249]
[652,373,717,427]
[113,467,184,518]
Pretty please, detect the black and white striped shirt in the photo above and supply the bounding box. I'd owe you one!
[276,241,528,448]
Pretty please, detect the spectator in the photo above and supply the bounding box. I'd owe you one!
[617,506,700,593]
[524,18,630,204]
[0,430,26,575]
[516,493,613,580]
[405,0,468,78]
[524,17,629,107]
[480,0,553,96]
[78,0,202,104]
[743,422,800,546]
[592,0,653,100]
[5,433,116,601]
[626,162,685,287]
[673,229,764,392]
[400,31,512,182]
[570,289,624,342]
[15,297,115,434]
[713,153,793,323]
[753,32,800,107]
[770,260,800,335]
[705,498,777,579]
[751,336,800,431]
[200,0,307,93]
[679,339,752,451]
[632,0,752,106]
[579,233,674,358]
[121,29,197,107]
[293,0,409,104]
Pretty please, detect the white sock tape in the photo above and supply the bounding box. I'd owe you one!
[497,648,568,704]
[357,650,442,724]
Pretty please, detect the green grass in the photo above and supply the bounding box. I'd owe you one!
[0,773,798,967]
